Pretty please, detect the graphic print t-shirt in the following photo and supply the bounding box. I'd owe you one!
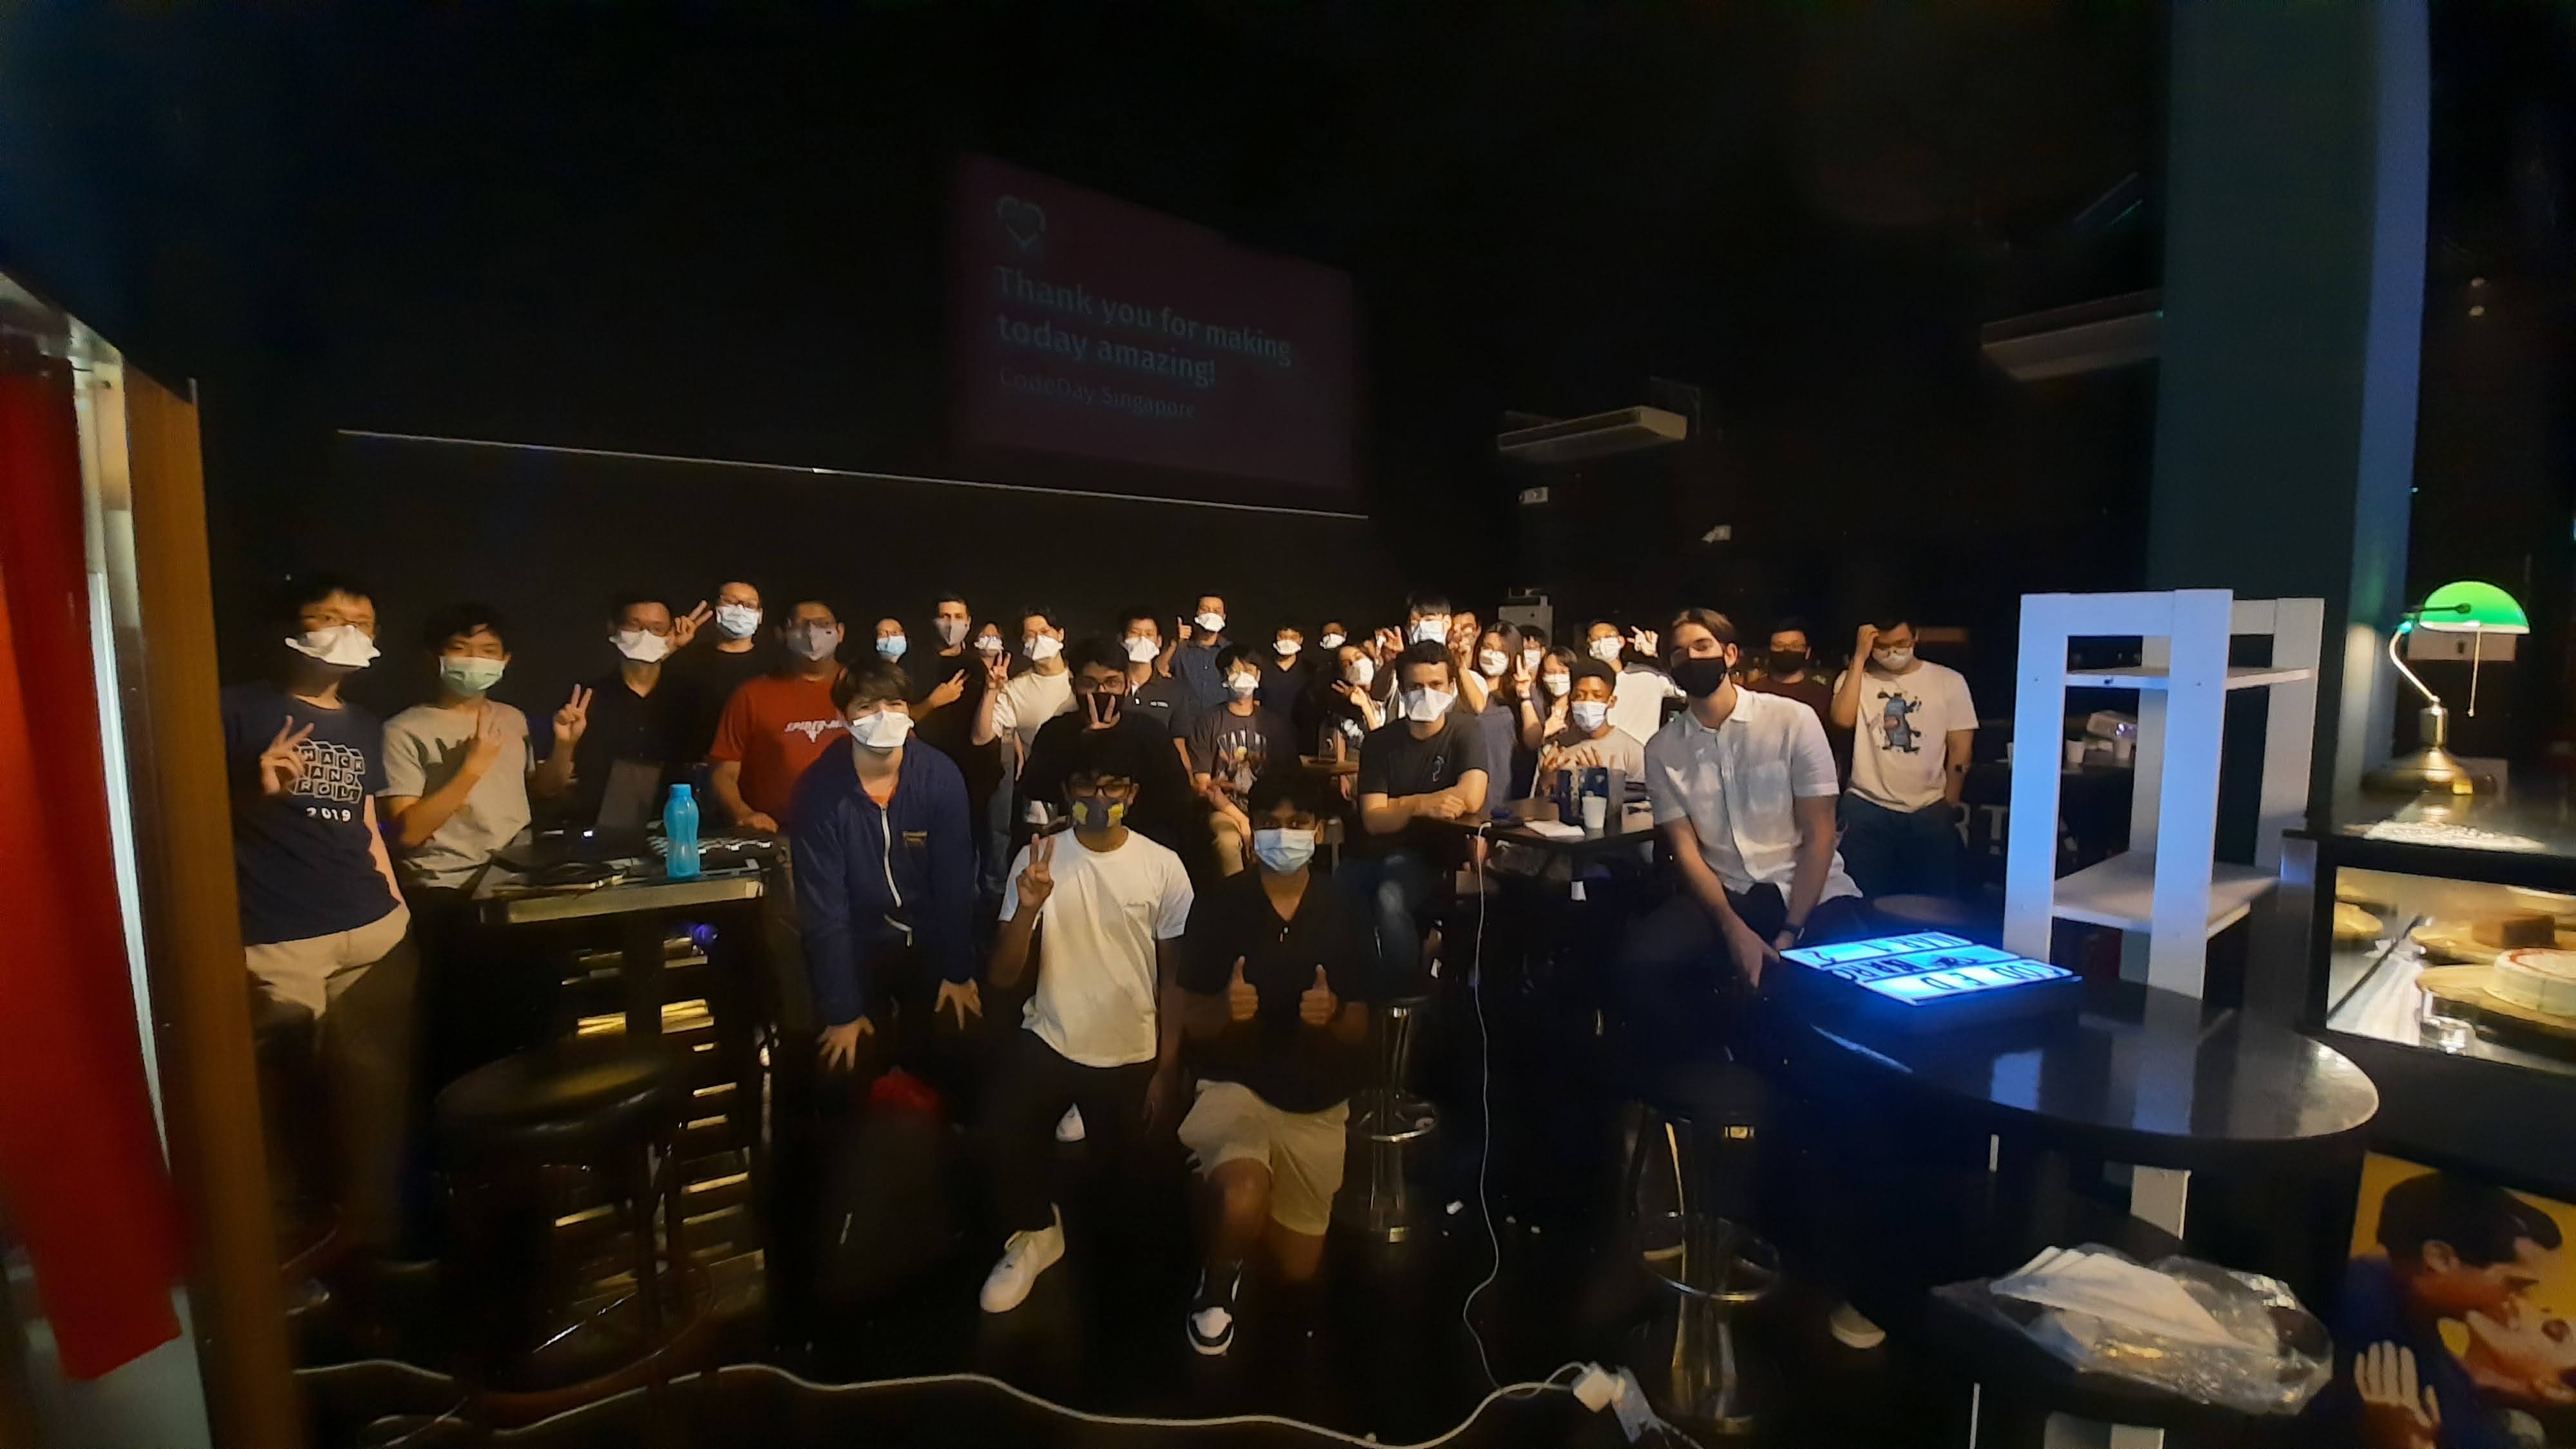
[708,672,848,826]
[1846,660,1976,812]
[1188,706,1298,793]
[220,682,398,946]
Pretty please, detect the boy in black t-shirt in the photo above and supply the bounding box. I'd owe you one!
[1342,641,1490,990]
[219,572,417,1253]
[1176,772,1368,1356]
[1188,644,1301,878]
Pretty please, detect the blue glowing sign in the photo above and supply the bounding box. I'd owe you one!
[1780,933,2072,1008]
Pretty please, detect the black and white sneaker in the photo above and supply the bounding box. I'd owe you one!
[1186,1264,1242,1356]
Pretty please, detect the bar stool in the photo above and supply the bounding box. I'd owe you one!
[1623,1065,1781,1435]
[435,1037,703,1428]
[1332,996,1439,1242]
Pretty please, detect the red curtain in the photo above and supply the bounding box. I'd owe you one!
[0,355,184,1378]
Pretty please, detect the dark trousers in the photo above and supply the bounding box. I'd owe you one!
[979,1029,1155,1235]
[1837,795,1963,899]
[1611,886,1876,1068]
[1334,848,1439,995]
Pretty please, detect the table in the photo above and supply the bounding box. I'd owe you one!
[1797,978,2380,1171]
[1788,979,2375,1439]
[475,858,766,1037]
[1421,800,1662,867]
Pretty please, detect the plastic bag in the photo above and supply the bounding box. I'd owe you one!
[1934,1242,2333,1416]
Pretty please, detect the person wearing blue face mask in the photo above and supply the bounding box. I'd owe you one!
[1174,770,1368,1356]
[977,732,1195,1316]
[871,616,910,666]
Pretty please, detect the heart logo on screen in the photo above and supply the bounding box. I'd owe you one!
[996,196,1046,252]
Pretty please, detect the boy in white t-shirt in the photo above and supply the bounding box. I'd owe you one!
[1830,616,1977,898]
[976,736,1195,1314]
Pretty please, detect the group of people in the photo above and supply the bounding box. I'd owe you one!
[222,570,1985,1358]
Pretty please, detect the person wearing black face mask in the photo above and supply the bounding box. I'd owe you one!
[1625,607,1885,1352]
[1624,608,1869,1057]
[1017,639,1201,861]
[1742,616,1848,787]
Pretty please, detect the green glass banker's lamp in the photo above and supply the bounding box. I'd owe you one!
[2362,580,2530,796]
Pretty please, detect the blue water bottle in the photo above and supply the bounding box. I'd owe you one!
[663,783,701,880]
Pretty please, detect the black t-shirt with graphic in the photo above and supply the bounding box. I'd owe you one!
[220,682,398,946]
[1187,705,1299,791]
[1352,708,1490,857]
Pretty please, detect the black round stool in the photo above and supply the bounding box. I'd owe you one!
[435,1037,701,1427]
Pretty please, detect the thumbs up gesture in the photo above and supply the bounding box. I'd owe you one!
[1227,958,1260,1023]
[1299,965,1338,1027]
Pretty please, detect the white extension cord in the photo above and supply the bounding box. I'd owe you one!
[1457,824,1503,1387]
[300,1357,1601,1447]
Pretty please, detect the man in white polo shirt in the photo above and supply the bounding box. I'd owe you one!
[1619,607,1871,1066]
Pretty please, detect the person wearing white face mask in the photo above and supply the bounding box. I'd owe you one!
[221,573,416,1254]
[1114,603,1197,757]
[1174,770,1369,1355]
[1189,645,1301,877]
[1345,641,1492,990]
[1830,616,1977,899]
[974,606,1077,776]
[681,580,772,759]
[708,598,850,834]
[1587,618,1681,744]
[1317,621,1349,652]
[1173,592,1234,713]
[1259,623,1314,725]
[1531,656,1649,777]
[381,603,576,892]
[1320,643,1381,766]
[786,659,979,1095]
[565,592,710,827]
[1516,644,1580,754]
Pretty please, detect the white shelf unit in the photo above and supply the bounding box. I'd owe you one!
[2003,591,2324,998]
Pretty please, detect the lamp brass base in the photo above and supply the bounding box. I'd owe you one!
[2361,746,2494,797]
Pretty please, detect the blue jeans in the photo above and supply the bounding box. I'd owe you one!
[1837,795,1963,900]
[1334,849,1438,996]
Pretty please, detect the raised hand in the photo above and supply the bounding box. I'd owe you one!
[1510,656,1535,699]
[1177,616,1193,644]
[984,648,1012,688]
[461,703,511,778]
[923,671,967,710]
[1016,833,1057,911]
[1298,965,1336,1027]
[1374,626,1401,659]
[1227,957,1259,1023]
[670,600,714,651]
[553,685,592,745]
[1854,623,1880,661]
[1628,626,1660,659]
[257,717,314,797]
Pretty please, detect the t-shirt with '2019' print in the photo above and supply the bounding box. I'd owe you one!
[220,681,398,947]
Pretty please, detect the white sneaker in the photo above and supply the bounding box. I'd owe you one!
[1054,1105,1086,1143]
[980,1209,1065,1314]
[1828,1300,1886,1349]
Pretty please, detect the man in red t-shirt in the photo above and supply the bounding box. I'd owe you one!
[709,597,849,831]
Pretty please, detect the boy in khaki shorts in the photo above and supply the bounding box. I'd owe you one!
[1176,772,1368,1356]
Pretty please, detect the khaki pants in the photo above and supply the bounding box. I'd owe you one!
[246,904,417,1252]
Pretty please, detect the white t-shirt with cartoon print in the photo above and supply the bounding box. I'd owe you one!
[1846,661,1976,812]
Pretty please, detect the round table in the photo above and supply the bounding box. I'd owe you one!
[1799,978,2380,1170]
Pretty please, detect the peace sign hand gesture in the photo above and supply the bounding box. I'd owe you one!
[984,648,1013,688]
[1016,833,1057,912]
[670,600,714,651]
[1298,965,1337,1027]
[257,717,314,797]
[461,702,512,778]
[553,685,592,746]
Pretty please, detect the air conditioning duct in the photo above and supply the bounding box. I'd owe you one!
[1496,406,1688,464]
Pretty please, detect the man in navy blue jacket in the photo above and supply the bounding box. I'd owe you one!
[788,659,980,1077]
